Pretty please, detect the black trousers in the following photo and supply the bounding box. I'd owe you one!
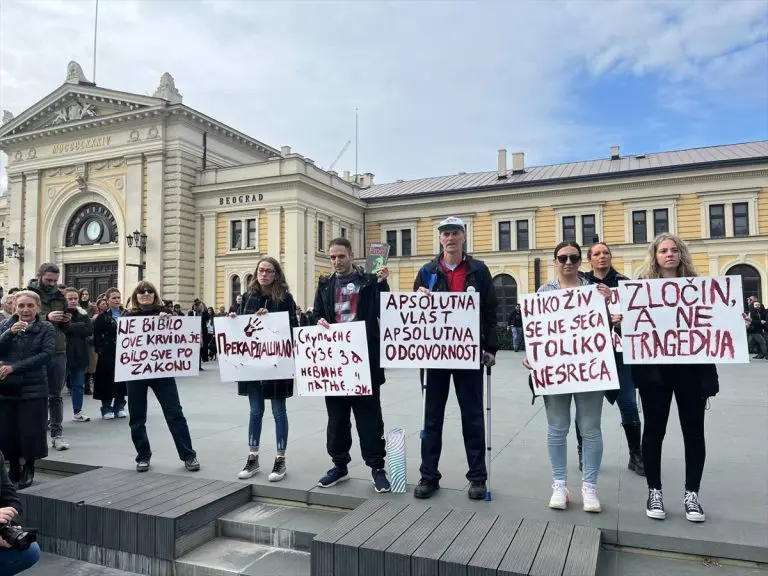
[325,385,385,470]
[127,378,196,463]
[420,367,486,483]
[639,378,706,492]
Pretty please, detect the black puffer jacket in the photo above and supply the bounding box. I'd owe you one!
[0,315,55,400]
[63,308,94,369]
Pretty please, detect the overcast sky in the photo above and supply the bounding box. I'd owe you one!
[1,0,767,193]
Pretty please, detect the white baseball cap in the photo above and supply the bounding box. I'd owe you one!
[437,216,466,232]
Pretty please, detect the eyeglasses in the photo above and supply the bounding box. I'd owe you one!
[139,289,155,295]
[556,254,581,264]
[257,269,275,275]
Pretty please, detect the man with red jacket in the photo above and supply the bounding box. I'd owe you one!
[413,216,498,500]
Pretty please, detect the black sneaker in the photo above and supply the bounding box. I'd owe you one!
[414,479,440,499]
[684,491,705,522]
[372,469,391,493]
[185,457,201,472]
[136,460,150,473]
[238,454,259,479]
[646,488,665,520]
[317,466,349,488]
[268,457,286,482]
[468,481,487,500]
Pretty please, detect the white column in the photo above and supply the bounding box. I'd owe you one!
[304,208,316,307]
[7,173,24,288]
[331,218,340,241]
[22,171,40,282]
[123,154,144,294]
[267,207,281,257]
[283,207,306,308]
[194,215,201,299]
[144,152,164,283]
[203,214,216,306]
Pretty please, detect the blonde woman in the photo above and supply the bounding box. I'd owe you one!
[633,233,717,523]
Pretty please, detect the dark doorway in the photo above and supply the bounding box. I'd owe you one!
[65,262,119,301]
[726,264,762,309]
[493,273,518,324]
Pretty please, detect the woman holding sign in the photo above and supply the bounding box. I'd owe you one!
[124,281,200,473]
[233,257,297,483]
[633,233,718,522]
[524,241,611,513]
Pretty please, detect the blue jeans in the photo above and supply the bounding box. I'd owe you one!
[511,327,524,351]
[615,360,640,424]
[68,367,86,414]
[248,384,288,452]
[0,542,41,574]
[544,391,604,484]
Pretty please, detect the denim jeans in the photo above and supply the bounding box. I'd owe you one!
[47,353,66,438]
[0,542,41,575]
[511,327,524,351]
[68,366,86,414]
[614,360,640,424]
[248,384,288,452]
[544,391,604,484]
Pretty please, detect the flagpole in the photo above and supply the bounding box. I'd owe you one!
[355,107,358,183]
[92,0,99,82]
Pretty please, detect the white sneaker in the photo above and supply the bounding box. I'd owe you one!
[116,410,127,419]
[268,457,287,482]
[102,412,115,420]
[72,412,90,423]
[52,436,70,451]
[549,480,569,510]
[582,482,602,513]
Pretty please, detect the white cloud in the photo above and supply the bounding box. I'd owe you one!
[0,0,765,185]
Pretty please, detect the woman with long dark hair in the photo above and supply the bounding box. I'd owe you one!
[124,281,200,473]
[234,257,297,483]
[93,288,126,419]
[633,233,716,522]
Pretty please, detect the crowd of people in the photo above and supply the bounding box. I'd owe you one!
[0,215,756,571]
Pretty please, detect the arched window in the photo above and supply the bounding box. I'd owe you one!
[244,274,253,290]
[230,275,241,308]
[493,274,518,323]
[65,203,119,246]
[726,264,762,309]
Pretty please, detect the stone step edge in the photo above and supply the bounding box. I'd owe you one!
[174,537,310,576]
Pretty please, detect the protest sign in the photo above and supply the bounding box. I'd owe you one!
[115,316,201,381]
[619,275,749,364]
[214,312,294,382]
[608,287,621,315]
[380,292,480,369]
[521,284,619,395]
[294,321,372,396]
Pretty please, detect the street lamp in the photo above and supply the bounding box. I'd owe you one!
[6,243,24,262]
[126,230,147,280]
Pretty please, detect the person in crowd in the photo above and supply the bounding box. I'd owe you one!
[312,237,391,493]
[172,303,184,316]
[124,281,200,473]
[0,291,55,489]
[582,242,644,476]
[232,257,297,482]
[0,450,42,574]
[229,295,242,314]
[204,306,216,361]
[62,288,93,423]
[745,296,767,359]
[412,216,498,500]
[634,233,718,523]
[218,305,226,316]
[188,301,210,367]
[84,303,98,395]
[508,303,524,352]
[78,288,91,309]
[7,288,20,296]
[28,264,70,451]
[94,298,108,318]
[523,241,611,513]
[0,294,15,323]
[93,288,127,420]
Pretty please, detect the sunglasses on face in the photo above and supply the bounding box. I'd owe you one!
[139,289,155,295]
[557,254,581,264]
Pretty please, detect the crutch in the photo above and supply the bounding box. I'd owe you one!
[485,364,492,501]
[420,369,428,440]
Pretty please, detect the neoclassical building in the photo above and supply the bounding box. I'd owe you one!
[1,62,767,320]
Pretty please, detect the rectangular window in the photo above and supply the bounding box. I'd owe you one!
[498,221,511,251]
[401,229,412,257]
[653,209,669,237]
[562,216,576,242]
[246,219,257,249]
[733,202,749,237]
[230,220,242,250]
[632,211,647,244]
[709,204,725,238]
[581,214,596,245]
[317,220,325,251]
[0,238,4,263]
[340,227,347,239]
[516,220,529,250]
[386,230,398,256]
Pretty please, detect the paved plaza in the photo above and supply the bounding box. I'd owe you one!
[36,352,768,567]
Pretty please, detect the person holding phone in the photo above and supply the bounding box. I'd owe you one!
[61,288,93,423]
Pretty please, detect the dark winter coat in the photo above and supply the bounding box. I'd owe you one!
[27,283,68,353]
[236,291,298,399]
[508,310,523,328]
[0,315,55,400]
[414,253,499,355]
[63,308,94,369]
[93,309,125,402]
[312,269,389,387]
[0,451,22,515]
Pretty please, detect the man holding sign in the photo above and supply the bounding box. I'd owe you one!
[312,237,392,493]
[413,216,498,501]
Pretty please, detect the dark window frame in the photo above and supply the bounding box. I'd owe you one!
[653,208,669,237]
[516,220,529,250]
[562,216,576,243]
[581,214,596,246]
[632,210,647,244]
[733,202,749,237]
[386,230,398,257]
[245,218,257,249]
[230,220,242,251]
[401,229,412,257]
[709,204,725,238]
[499,221,512,251]
[317,220,325,252]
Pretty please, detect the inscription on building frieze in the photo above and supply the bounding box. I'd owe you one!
[219,193,263,205]
[52,135,112,155]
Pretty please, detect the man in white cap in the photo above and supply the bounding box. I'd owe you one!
[413,216,498,500]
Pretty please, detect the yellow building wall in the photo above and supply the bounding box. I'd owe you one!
[365,223,381,249]
[473,212,492,252]
[758,188,768,234]
[691,252,709,275]
[399,266,415,291]
[677,193,701,240]
[417,218,433,256]
[216,214,227,256]
[603,201,624,245]
[315,265,331,286]
[215,266,225,308]
[611,256,625,275]
[536,207,556,248]
[528,264,536,293]
[259,209,268,252]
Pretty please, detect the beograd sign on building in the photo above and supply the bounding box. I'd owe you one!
[219,193,263,206]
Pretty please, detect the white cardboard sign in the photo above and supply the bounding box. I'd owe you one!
[214,312,294,382]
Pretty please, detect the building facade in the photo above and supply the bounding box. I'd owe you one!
[1,62,767,321]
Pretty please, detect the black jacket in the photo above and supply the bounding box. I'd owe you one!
[0,315,55,400]
[413,253,499,355]
[93,309,120,357]
[63,308,94,369]
[747,307,766,334]
[508,310,523,328]
[27,283,67,353]
[584,267,628,289]
[312,268,389,387]
[0,451,22,516]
